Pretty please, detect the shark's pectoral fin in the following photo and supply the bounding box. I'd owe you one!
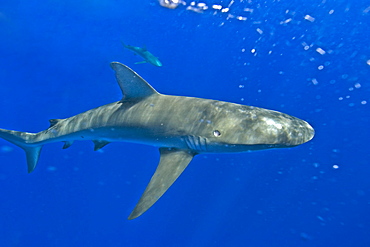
[128,148,196,220]
[92,140,110,151]
[24,146,42,173]
[134,61,147,65]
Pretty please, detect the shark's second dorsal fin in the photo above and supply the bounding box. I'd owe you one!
[49,119,63,127]
[110,62,159,102]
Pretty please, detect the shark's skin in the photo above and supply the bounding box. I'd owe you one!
[122,43,162,67]
[0,62,314,219]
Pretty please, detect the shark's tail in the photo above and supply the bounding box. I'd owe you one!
[0,128,42,173]
[121,41,128,48]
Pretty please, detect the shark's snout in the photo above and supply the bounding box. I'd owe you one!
[152,59,163,67]
[281,118,315,146]
[247,111,315,147]
[292,120,315,145]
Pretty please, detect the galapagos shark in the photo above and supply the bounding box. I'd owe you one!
[0,62,314,219]
[122,43,163,67]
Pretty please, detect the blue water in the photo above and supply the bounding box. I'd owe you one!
[0,1,369,246]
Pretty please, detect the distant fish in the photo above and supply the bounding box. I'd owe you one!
[122,42,162,67]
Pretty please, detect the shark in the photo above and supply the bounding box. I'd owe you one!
[0,62,314,219]
[122,42,163,67]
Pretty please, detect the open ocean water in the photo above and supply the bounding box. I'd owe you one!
[0,1,369,246]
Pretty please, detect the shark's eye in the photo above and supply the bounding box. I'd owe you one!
[213,130,221,137]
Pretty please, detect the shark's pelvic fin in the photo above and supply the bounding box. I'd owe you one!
[128,148,196,220]
[110,62,159,102]
[92,140,110,151]
[0,129,42,173]
[62,141,74,149]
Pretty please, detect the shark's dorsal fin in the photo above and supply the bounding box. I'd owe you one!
[110,62,159,102]
[128,148,196,220]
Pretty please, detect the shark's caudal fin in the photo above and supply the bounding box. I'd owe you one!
[0,128,42,173]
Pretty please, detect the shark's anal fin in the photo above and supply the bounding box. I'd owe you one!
[128,148,196,220]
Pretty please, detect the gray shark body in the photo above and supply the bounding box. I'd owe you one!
[0,62,314,219]
[123,43,162,67]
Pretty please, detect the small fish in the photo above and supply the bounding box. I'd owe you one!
[122,42,162,67]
